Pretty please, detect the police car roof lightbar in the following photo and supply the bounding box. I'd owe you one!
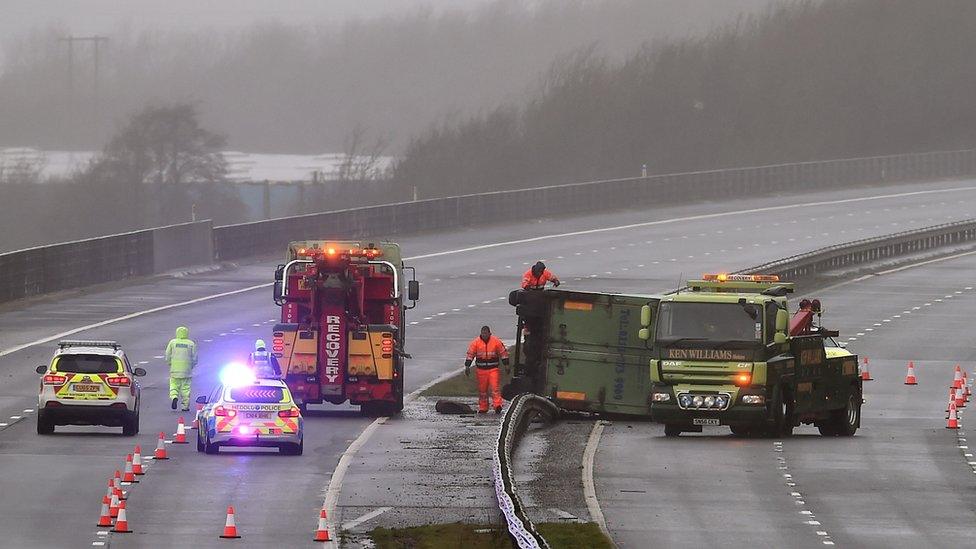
[57,340,121,350]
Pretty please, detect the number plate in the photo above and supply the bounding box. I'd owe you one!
[71,383,101,393]
[692,418,720,426]
[243,412,272,419]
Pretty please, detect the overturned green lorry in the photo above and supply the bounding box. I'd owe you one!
[503,275,863,436]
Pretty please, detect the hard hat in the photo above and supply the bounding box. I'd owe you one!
[255,339,267,351]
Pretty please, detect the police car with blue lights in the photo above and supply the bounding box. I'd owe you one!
[196,363,304,455]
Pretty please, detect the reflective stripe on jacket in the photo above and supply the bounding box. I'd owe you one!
[466,336,509,368]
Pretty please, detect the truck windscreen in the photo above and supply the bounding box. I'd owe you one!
[656,302,762,343]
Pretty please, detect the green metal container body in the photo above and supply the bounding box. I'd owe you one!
[509,289,658,417]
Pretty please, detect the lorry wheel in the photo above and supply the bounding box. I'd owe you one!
[768,387,794,438]
[821,391,860,437]
[664,424,682,437]
[36,412,54,435]
[729,425,755,437]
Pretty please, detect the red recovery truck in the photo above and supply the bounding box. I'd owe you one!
[271,240,419,415]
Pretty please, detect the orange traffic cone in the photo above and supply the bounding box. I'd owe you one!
[97,499,113,527]
[956,387,967,408]
[220,505,242,539]
[113,471,126,500]
[174,417,188,444]
[947,402,960,429]
[109,492,121,518]
[114,501,133,533]
[313,508,331,542]
[947,388,956,415]
[904,362,918,385]
[860,357,873,381]
[133,446,145,475]
[104,479,114,504]
[123,454,139,483]
[155,432,169,459]
[953,365,963,389]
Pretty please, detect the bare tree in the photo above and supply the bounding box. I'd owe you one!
[335,124,391,181]
[98,103,227,185]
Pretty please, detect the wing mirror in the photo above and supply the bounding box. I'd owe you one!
[132,367,147,377]
[408,279,420,302]
[638,304,654,341]
[195,395,208,404]
[35,365,47,374]
[774,309,789,345]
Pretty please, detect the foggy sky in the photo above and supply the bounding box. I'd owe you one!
[1,0,493,47]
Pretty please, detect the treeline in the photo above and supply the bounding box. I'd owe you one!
[0,0,766,152]
[394,0,976,198]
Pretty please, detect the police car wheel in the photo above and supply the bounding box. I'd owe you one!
[280,441,303,455]
[36,412,54,435]
[664,424,682,437]
[204,434,219,455]
[196,431,205,452]
[122,412,138,437]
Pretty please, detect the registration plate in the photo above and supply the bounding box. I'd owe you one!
[692,418,720,426]
[243,412,272,419]
[71,383,101,393]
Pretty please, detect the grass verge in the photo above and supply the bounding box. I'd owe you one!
[369,522,612,549]
[421,369,514,397]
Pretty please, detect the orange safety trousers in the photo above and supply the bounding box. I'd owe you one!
[476,367,502,412]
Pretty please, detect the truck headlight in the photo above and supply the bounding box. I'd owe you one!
[679,394,693,408]
[703,396,715,408]
[742,395,765,405]
[692,396,704,407]
[714,395,729,408]
[652,392,672,402]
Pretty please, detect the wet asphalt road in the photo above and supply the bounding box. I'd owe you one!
[596,251,976,549]
[0,180,974,547]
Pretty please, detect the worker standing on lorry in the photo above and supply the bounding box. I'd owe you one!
[248,339,281,378]
[465,326,510,414]
[522,261,560,290]
[165,326,198,411]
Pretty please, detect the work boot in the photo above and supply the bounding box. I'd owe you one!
[171,397,178,410]
[494,406,503,414]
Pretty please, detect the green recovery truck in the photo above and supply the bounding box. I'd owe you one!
[641,274,862,437]
[504,288,656,416]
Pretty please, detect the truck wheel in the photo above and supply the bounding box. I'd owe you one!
[768,386,794,438]
[36,412,54,435]
[664,424,682,437]
[820,390,860,437]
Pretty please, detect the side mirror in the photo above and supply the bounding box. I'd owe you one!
[133,367,147,377]
[408,280,420,302]
[35,365,47,374]
[640,304,653,328]
[195,395,208,404]
[774,332,787,345]
[274,264,285,282]
[638,328,651,341]
[775,309,788,332]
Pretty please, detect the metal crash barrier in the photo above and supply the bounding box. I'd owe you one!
[494,393,560,549]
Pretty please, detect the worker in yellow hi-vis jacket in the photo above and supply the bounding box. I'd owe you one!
[165,326,198,411]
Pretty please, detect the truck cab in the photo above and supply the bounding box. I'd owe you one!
[643,274,862,437]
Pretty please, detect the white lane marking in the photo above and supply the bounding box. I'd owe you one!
[582,420,612,543]
[0,423,7,428]
[341,506,393,531]
[873,249,976,276]
[403,185,976,262]
[319,366,465,548]
[22,409,32,414]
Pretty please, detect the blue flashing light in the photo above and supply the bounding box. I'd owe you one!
[220,362,256,388]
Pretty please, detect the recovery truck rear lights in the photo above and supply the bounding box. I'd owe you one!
[214,406,237,418]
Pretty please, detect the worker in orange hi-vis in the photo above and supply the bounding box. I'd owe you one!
[521,261,560,290]
[465,325,510,414]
